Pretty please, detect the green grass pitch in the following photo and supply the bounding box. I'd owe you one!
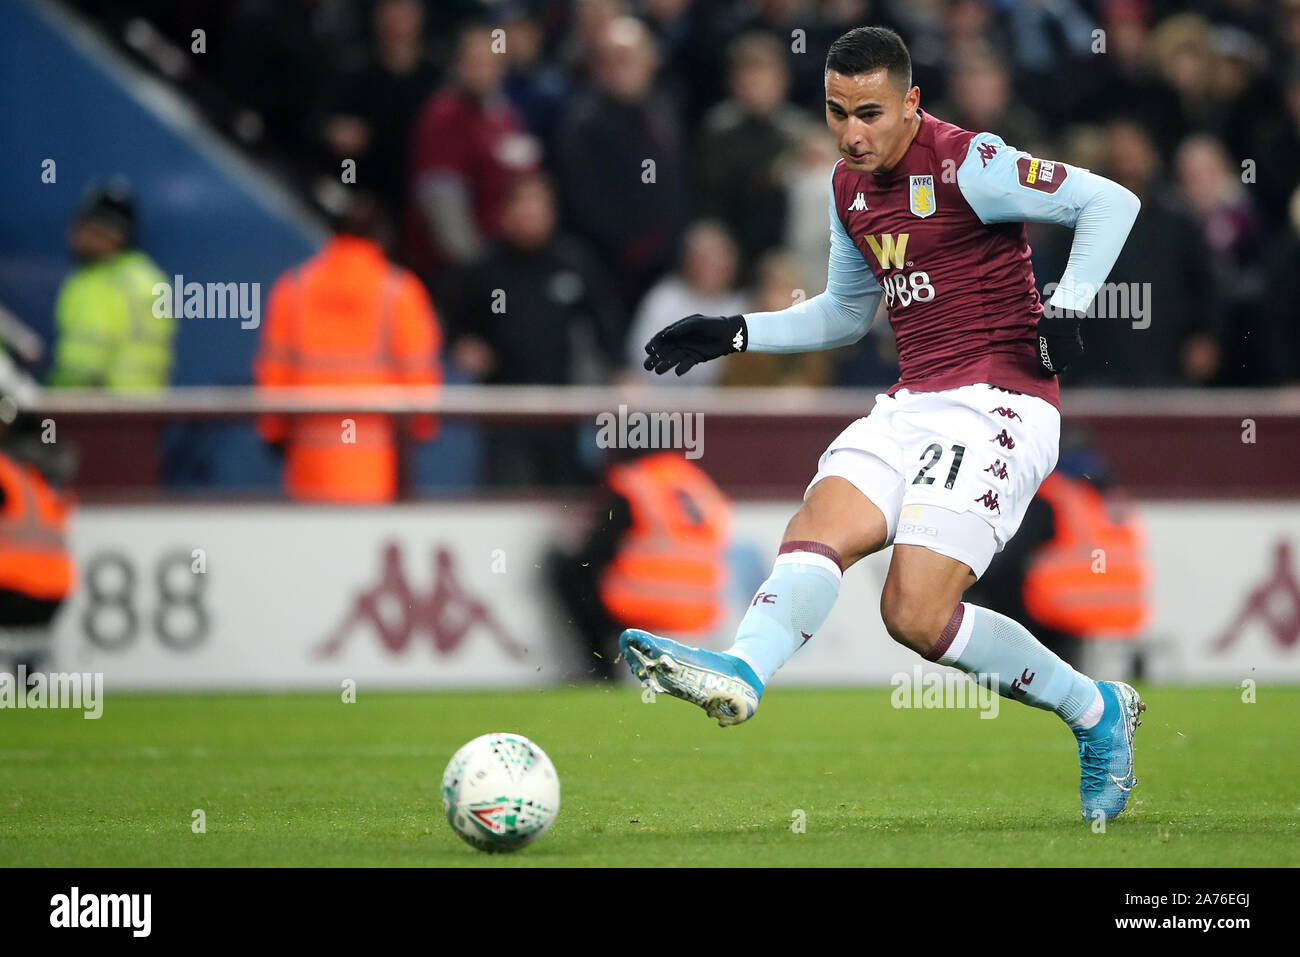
[2,684,1297,866]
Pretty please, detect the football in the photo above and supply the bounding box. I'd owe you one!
[440,732,561,853]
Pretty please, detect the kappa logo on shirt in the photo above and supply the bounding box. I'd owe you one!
[848,192,868,212]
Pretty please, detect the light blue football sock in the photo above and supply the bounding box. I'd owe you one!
[726,542,843,685]
[927,602,1104,728]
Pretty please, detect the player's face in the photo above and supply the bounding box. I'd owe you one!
[825,68,920,175]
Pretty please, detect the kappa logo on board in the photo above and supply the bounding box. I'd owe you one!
[1212,540,1300,652]
[314,544,523,659]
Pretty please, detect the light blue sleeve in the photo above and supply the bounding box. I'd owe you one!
[957,132,1141,313]
[744,165,884,354]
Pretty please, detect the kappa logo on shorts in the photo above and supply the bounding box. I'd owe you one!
[988,406,1022,420]
[899,521,940,538]
[990,429,1016,449]
[974,490,1001,513]
[983,459,1009,480]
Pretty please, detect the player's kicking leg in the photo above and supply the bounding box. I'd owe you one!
[880,539,1145,821]
[620,472,888,726]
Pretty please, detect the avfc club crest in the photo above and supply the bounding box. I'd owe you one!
[909,175,936,218]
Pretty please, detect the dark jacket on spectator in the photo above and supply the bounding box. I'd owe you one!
[555,90,688,315]
[451,234,623,385]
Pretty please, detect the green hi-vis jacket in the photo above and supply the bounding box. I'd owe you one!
[49,250,175,390]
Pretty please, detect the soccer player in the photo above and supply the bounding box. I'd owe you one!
[619,26,1145,821]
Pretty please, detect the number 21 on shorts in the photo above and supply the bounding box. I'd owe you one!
[912,443,965,490]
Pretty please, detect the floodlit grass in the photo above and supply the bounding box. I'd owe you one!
[2,685,1296,866]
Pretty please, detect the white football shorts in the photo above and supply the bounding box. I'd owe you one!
[805,383,1061,578]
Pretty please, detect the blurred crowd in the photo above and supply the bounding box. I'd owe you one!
[75,0,1300,390]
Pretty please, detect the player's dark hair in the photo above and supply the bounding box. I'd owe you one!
[825,26,912,92]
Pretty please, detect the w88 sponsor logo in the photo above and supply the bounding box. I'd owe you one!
[881,270,936,308]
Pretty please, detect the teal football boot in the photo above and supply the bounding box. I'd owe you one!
[619,629,763,727]
[1074,680,1146,821]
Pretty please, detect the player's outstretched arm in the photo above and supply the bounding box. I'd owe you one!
[957,134,1141,375]
[644,168,883,376]
[643,313,747,376]
[641,285,883,375]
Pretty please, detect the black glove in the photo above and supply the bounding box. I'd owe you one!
[1036,312,1084,376]
[643,314,747,376]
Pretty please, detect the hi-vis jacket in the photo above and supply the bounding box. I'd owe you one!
[255,237,442,503]
[600,452,732,634]
[0,452,74,601]
[50,250,174,390]
[1022,472,1148,638]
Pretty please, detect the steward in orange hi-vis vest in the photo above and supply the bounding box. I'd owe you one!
[255,234,442,503]
[1021,472,1148,639]
[598,452,732,634]
[0,451,74,602]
